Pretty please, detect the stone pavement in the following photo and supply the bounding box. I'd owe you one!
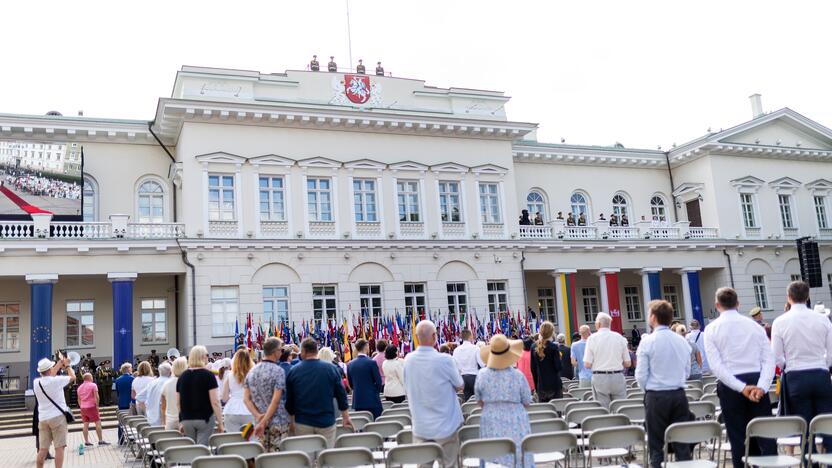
[0,428,122,467]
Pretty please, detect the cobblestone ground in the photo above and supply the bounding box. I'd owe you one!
[0,428,121,468]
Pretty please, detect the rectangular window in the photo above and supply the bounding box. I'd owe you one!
[211,287,238,337]
[140,299,167,344]
[438,181,462,222]
[752,275,769,310]
[307,178,333,221]
[263,286,289,323]
[790,274,802,283]
[663,285,681,319]
[397,180,421,222]
[537,288,555,324]
[66,300,94,347]
[447,282,467,322]
[740,193,757,228]
[259,176,286,221]
[404,283,426,323]
[0,304,20,351]
[353,179,378,222]
[815,196,829,229]
[479,183,502,224]
[487,281,508,320]
[359,285,382,322]
[312,285,337,322]
[624,286,642,321]
[208,174,235,221]
[778,194,794,229]
[581,287,598,323]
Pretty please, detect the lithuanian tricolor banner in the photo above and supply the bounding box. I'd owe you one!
[560,273,579,344]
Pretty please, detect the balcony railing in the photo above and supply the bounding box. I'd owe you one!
[687,227,720,239]
[518,220,721,241]
[0,216,184,240]
[819,228,832,240]
[518,225,552,239]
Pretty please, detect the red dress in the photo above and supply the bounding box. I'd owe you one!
[516,350,535,392]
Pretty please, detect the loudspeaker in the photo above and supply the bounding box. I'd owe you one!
[796,238,823,288]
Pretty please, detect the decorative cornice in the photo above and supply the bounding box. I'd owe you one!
[512,142,667,169]
[671,142,832,166]
[0,114,155,145]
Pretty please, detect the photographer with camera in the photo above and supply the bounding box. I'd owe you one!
[34,353,76,468]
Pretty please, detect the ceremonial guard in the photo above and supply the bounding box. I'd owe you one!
[609,213,619,226]
[375,61,384,75]
[96,361,117,406]
[577,213,587,226]
[310,55,320,71]
[149,349,160,369]
[356,59,365,74]
[621,214,629,226]
[328,56,337,72]
[566,212,576,226]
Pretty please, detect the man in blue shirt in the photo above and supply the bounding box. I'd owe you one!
[114,363,134,445]
[636,300,693,468]
[570,326,593,387]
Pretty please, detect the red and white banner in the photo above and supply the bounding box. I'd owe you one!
[605,273,623,333]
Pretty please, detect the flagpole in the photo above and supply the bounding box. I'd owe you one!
[345,0,354,70]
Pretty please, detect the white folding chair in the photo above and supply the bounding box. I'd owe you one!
[550,397,579,415]
[610,398,643,414]
[164,444,211,467]
[350,410,376,422]
[570,387,593,400]
[686,388,704,401]
[457,425,480,445]
[461,401,479,417]
[585,425,647,467]
[335,432,384,462]
[318,447,375,467]
[465,414,481,426]
[152,438,193,468]
[530,418,569,434]
[663,420,722,468]
[375,415,411,428]
[807,414,832,467]
[522,430,577,465]
[255,451,313,468]
[742,416,805,468]
[395,429,413,446]
[459,438,516,468]
[191,454,246,468]
[381,408,411,417]
[688,401,717,421]
[279,435,329,457]
[616,404,646,425]
[208,432,244,453]
[385,442,444,468]
[528,410,560,421]
[217,441,265,460]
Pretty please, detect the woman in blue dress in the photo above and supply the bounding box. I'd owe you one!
[475,334,534,468]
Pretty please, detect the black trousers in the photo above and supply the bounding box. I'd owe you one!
[645,389,691,468]
[385,395,406,404]
[462,374,477,402]
[783,368,832,454]
[717,372,776,468]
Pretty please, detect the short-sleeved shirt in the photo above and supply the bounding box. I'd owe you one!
[571,340,592,379]
[403,346,464,440]
[689,341,703,376]
[584,328,630,372]
[34,375,71,421]
[76,381,98,409]
[244,361,289,427]
[176,368,218,422]
[115,374,134,410]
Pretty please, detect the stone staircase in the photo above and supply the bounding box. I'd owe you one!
[0,399,119,439]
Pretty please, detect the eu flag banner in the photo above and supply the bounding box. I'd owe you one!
[687,270,704,325]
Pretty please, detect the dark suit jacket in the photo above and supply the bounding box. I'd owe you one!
[347,355,383,418]
[559,343,574,380]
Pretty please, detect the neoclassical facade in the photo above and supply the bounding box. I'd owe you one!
[0,66,830,389]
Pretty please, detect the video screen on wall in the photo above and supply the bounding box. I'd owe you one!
[0,139,83,221]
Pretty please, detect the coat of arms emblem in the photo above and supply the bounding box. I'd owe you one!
[343,74,371,104]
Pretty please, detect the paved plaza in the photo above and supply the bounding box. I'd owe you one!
[0,428,121,468]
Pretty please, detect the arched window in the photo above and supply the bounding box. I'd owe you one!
[526,191,546,220]
[612,194,629,217]
[570,192,589,219]
[137,179,165,223]
[82,176,98,222]
[651,195,667,222]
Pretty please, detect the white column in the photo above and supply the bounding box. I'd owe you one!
[639,267,662,318]
[676,267,702,323]
[252,165,262,237]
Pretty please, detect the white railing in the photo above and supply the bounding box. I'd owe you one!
[399,222,425,239]
[208,220,238,238]
[744,227,762,238]
[127,223,185,239]
[52,222,112,239]
[645,227,681,239]
[260,220,289,238]
[687,227,719,239]
[481,223,505,239]
[442,222,466,239]
[782,227,799,239]
[355,221,383,239]
[519,225,553,239]
[0,221,34,238]
[308,220,337,238]
[563,226,597,239]
[607,227,640,240]
[819,228,832,240]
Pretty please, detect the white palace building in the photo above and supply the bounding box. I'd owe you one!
[0,66,831,388]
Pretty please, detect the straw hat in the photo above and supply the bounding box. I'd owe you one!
[479,334,524,370]
[748,306,762,318]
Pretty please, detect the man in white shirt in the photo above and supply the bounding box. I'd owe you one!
[405,320,464,467]
[452,328,484,401]
[34,356,76,468]
[704,287,776,468]
[137,362,172,427]
[686,319,709,373]
[583,312,630,408]
[771,281,832,455]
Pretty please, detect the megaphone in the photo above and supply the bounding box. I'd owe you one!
[67,351,81,367]
[166,348,180,360]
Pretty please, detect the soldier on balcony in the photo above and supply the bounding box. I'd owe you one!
[328,56,337,72]
[598,213,606,221]
[519,209,532,226]
[577,213,587,226]
[609,213,619,226]
[310,55,320,71]
[534,212,544,225]
[556,211,564,220]
[566,212,576,226]
[621,214,629,226]
[375,61,384,76]
[356,59,366,74]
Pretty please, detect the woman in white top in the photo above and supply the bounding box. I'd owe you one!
[222,349,254,433]
[381,345,406,403]
[131,361,154,415]
[160,357,188,431]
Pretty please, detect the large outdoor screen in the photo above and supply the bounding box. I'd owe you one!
[0,140,83,220]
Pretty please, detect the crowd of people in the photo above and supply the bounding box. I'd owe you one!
[29,280,832,468]
[1,167,81,200]
[520,208,675,229]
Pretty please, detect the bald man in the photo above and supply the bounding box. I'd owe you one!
[76,372,108,446]
[404,320,464,467]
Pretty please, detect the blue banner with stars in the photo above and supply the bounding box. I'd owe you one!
[29,282,54,388]
[687,271,705,325]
